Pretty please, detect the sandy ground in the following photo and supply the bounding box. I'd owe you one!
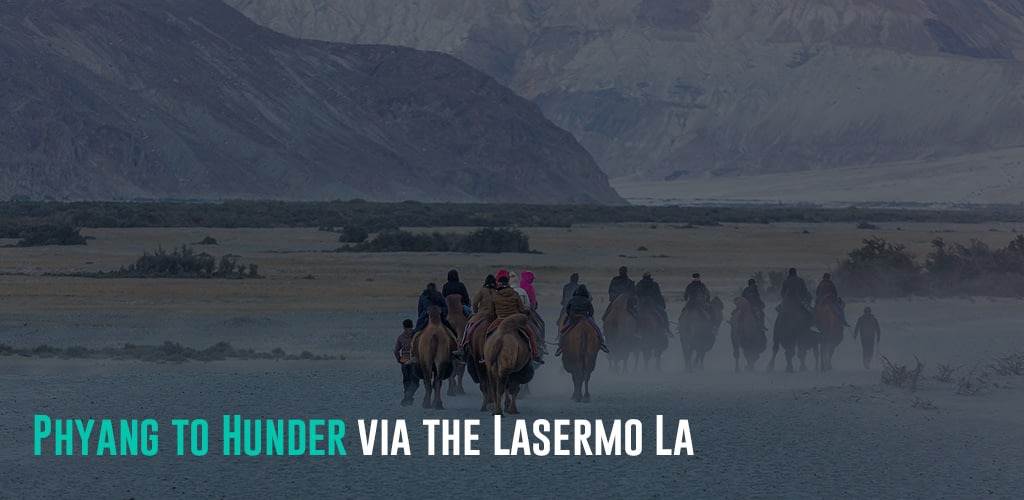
[613,147,1024,207]
[2,223,1023,498]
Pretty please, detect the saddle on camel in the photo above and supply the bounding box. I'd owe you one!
[484,273,544,364]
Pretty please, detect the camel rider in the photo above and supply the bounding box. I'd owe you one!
[518,270,539,311]
[603,266,637,320]
[455,274,497,357]
[487,273,544,364]
[561,273,580,309]
[508,271,531,311]
[683,273,712,318]
[815,273,850,326]
[741,278,766,330]
[409,283,459,360]
[393,319,418,405]
[555,285,610,356]
[471,274,497,315]
[779,268,813,317]
[636,272,671,334]
[442,269,473,316]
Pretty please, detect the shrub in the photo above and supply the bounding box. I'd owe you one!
[881,354,925,391]
[834,237,922,297]
[338,225,369,243]
[339,227,533,253]
[16,224,87,246]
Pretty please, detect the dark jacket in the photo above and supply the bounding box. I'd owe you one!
[684,280,710,303]
[442,270,471,307]
[565,294,595,318]
[418,289,448,319]
[816,279,838,300]
[741,284,765,309]
[780,276,811,303]
[561,280,580,306]
[635,276,666,309]
[855,313,881,341]
[608,275,635,303]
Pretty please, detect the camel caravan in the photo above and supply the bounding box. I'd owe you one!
[395,266,871,411]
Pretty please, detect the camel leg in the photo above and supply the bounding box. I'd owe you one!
[767,331,780,372]
[433,372,445,410]
[785,344,795,373]
[421,370,433,408]
[490,376,503,416]
[571,370,582,402]
[507,382,520,414]
[582,372,592,403]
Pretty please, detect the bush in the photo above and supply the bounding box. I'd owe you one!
[834,237,922,297]
[338,227,533,253]
[78,245,262,278]
[881,354,925,391]
[16,224,87,246]
[338,225,369,243]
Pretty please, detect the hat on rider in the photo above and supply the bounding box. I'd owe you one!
[403,319,413,328]
[822,273,832,280]
[642,271,652,278]
[864,307,872,313]
[484,274,497,288]
[788,268,797,276]
[748,278,756,285]
[618,266,628,276]
[496,269,510,282]
[692,273,701,280]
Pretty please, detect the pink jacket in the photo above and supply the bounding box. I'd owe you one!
[519,271,538,310]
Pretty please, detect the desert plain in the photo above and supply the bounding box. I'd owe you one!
[1,221,1023,498]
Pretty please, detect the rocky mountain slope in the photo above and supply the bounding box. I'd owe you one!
[0,0,622,203]
[228,0,1024,183]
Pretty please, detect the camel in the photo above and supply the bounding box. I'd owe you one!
[560,317,601,402]
[463,311,495,411]
[411,306,456,409]
[767,300,818,372]
[678,296,724,371]
[602,294,637,373]
[635,296,669,371]
[814,294,844,371]
[730,297,767,372]
[445,294,468,395]
[483,314,535,416]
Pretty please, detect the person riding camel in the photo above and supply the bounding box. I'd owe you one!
[508,270,531,312]
[603,266,637,321]
[555,285,610,356]
[683,273,712,319]
[741,278,766,330]
[518,270,539,311]
[815,273,850,326]
[561,273,580,309]
[442,269,472,317]
[779,268,813,318]
[636,271,671,334]
[409,283,459,361]
[487,273,544,364]
[455,274,497,357]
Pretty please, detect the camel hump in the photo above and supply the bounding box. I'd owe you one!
[499,313,530,332]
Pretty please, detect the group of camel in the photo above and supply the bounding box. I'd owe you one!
[408,291,848,414]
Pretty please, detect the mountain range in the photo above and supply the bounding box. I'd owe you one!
[0,0,623,203]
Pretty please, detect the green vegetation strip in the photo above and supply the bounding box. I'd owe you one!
[2,200,1024,233]
[0,341,342,362]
